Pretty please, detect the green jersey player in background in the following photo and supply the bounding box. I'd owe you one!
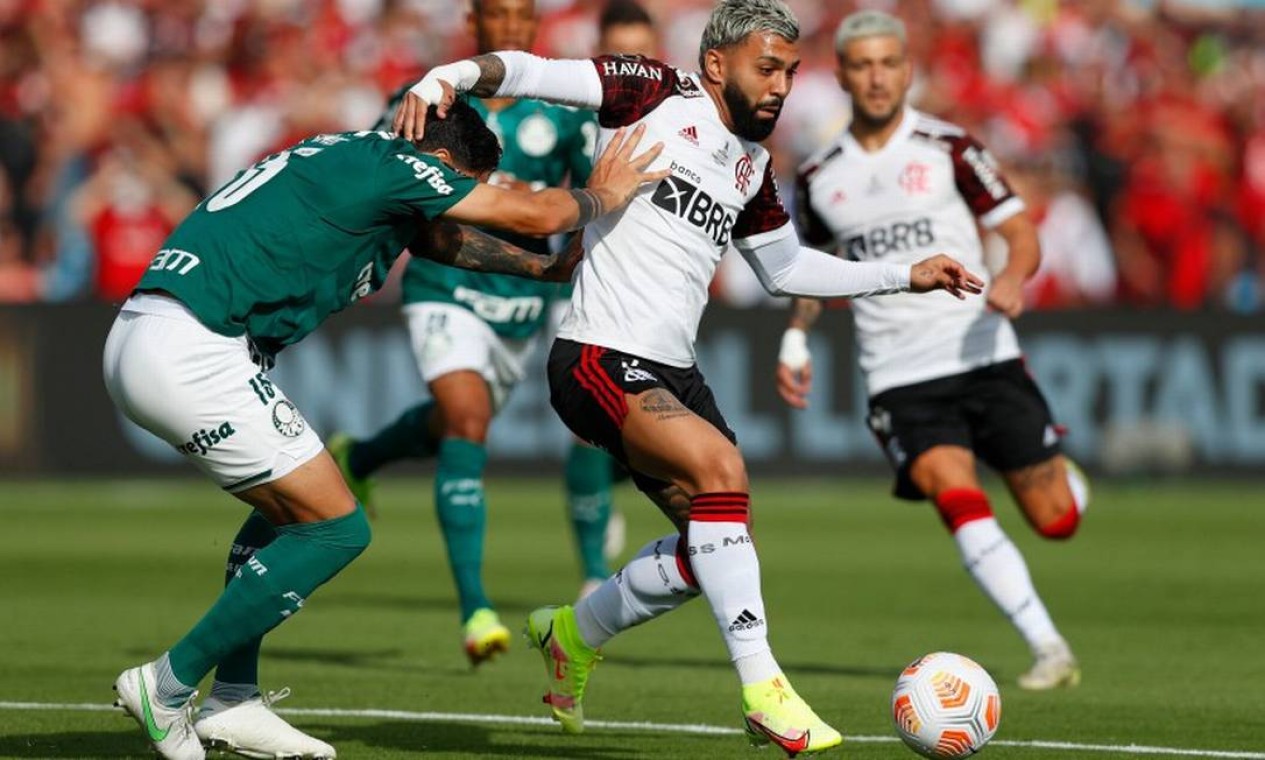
[103,105,664,760]
[329,0,652,666]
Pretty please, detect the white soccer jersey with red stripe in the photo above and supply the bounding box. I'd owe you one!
[796,108,1026,395]
[556,55,791,367]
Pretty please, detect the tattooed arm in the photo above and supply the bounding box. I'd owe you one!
[413,221,578,282]
[438,124,666,236]
[788,297,823,332]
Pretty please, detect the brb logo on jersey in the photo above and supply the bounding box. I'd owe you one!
[651,175,736,246]
[844,218,935,260]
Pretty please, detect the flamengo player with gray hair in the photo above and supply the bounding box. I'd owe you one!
[396,0,983,753]
[778,9,1087,691]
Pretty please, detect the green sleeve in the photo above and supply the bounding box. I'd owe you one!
[381,149,479,220]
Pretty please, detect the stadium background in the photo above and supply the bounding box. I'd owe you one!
[1,0,1264,478]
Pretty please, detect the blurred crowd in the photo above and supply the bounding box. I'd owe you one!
[0,0,1262,310]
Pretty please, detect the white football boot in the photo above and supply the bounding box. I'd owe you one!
[194,688,336,759]
[1018,641,1081,690]
[114,662,205,760]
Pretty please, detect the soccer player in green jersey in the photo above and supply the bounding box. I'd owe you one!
[329,0,631,666]
[103,104,665,760]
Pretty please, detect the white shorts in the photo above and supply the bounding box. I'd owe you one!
[102,294,325,492]
[404,303,536,412]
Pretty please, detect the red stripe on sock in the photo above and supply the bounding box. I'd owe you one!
[934,489,994,533]
[1038,507,1079,540]
[674,535,698,589]
[691,491,749,502]
[690,511,749,523]
[689,492,750,524]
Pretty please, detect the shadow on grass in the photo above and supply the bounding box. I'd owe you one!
[0,729,149,758]
[118,646,480,676]
[306,720,644,758]
[606,655,901,680]
[0,724,670,759]
[320,592,539,618]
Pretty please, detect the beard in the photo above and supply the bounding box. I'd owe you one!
[851,96,903,131]
[722,79,781,142]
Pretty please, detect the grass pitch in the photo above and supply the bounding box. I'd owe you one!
[2,476,1264,759]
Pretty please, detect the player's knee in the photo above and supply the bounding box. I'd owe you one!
[441,413,491,442]
[698,449,748,493]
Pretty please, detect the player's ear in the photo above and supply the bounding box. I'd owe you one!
[702,48,725,85]
[430,147,456,167]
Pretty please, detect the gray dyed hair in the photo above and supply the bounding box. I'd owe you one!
[698,0,800,68]
[834,9,906,54]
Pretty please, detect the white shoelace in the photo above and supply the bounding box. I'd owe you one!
[261,687,292,708]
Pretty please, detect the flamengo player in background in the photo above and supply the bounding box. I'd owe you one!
[328,0,613,668]
[103,106,664,760]
[778,10,1087,691]
[396,0,983,753]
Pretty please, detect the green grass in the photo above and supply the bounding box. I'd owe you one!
[2,477,1264,759]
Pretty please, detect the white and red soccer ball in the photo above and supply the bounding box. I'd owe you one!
[891,652,1001,758]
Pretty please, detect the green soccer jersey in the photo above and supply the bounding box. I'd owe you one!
[137,130,477,357]
[379,88,594,339]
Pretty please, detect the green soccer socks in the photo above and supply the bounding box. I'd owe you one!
[162,505,372,696]
[565,443,613,582]
[210,511,277,702]
[348,401,439,479]
[435,438,490,622]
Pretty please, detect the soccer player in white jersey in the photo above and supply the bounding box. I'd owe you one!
[395,1,985,752]
[776,10,1088,691]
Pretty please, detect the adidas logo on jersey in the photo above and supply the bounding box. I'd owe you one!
[678,125,699,146]
[729,609,765,632]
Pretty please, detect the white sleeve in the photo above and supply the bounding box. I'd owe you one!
[491,51,604,110]
[735,224,911,298]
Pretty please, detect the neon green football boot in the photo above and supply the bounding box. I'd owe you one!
[742,674,843,757]
[463,608,511,667]
[524,605,602,734]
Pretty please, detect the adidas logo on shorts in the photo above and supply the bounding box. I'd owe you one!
[622,359,657,383]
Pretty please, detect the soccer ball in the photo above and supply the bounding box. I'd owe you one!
[891,652,1001,758]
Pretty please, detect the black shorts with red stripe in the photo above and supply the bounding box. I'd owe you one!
[547,338,736,493]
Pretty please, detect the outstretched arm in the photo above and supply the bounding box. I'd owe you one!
[413,222,580,282]
[396,52,603,141]
[736,227,984,299]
